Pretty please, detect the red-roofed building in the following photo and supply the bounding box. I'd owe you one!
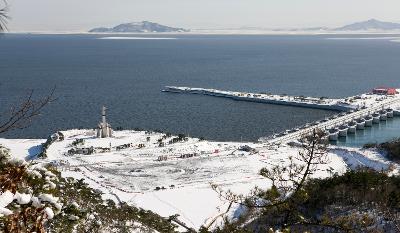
[372,87,398,95]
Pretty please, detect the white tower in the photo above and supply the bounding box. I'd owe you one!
[96,106,113,138]
[102,106,107,125]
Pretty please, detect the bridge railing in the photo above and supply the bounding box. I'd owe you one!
[265,96,400,145]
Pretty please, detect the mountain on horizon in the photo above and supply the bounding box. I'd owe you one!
[334,19,400,31]
[89,19,400,33]
[89,21,189,33]
[278,19,400,32]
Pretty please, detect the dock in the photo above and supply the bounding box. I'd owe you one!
[163,86,400,145]
[163,86,383,112]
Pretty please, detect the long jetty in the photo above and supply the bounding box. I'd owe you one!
[163,86,400,145]
[163,86,355,111]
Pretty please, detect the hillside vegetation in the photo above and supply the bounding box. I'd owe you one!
[0,145,178,233]
[207,169,400,233]
[206,131,400,233]
[379,138,400,161]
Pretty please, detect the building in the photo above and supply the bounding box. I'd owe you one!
[372,87,398,95]
[68,147,94,155]
[96,106,113,138]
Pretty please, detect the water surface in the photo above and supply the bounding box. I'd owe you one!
[336,117,400,147]
[1,34,400,142]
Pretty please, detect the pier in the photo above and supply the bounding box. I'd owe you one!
[163,86,400,145]
[163,86,355,111]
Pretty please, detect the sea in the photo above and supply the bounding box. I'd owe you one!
[1,33,400,146]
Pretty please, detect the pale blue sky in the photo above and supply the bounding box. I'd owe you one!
[4,0,400,32]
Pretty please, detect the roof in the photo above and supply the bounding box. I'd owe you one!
[373,87,397,90]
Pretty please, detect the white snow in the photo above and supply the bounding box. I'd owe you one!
[7,157,27,166]
[31,196,43,208]
[1,129,398,230]
[27,169,43,178]
[45,171,57,178]
[0,190,14,208]
[0,190,14,216]
[39,193,59,205]
[0,207,13,216]
[46,181,57,189]
[0,138,45,161]
[44,207,55,219]
[68,215,80,221]
[331,147,392,171]
[14,192,32,205]
[71,201,80,208]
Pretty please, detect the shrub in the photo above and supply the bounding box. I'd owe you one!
[379,138,400,161]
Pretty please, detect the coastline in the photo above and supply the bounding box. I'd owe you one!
[4,30,400,36]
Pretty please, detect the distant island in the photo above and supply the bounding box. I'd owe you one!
[334,19,400,31]
[283,19,400,32]
[89,21,189,33]
[194,19,400,34]
[88,19,400,34]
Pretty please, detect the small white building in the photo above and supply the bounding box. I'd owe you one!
[96,106,113,138]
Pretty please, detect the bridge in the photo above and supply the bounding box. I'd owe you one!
[263,96,400,145]
[163,85,400,145]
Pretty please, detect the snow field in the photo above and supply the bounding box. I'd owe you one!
[1,129,398,230]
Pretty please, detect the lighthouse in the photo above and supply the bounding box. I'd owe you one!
[96,106,113,138]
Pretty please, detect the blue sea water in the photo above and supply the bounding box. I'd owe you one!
[1,33,400,143]
[335,117,400,148]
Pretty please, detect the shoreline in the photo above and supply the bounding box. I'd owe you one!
[3,31,400,36]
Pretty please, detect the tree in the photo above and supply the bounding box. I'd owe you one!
[211,129,340,231]
[0,0,8,32]
[0,88,57,232]
[0,6,59,232]
[0,148,63,233]
[0,88,56,134]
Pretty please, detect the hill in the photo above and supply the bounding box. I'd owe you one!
[335,19,400,31]
[89,21,189,33]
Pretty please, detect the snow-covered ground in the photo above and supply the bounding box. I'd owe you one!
[0,129,398,230]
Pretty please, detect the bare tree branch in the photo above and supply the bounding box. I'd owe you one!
[0,0,9,32]
[0,87,57,135]
[212,129,329,211]
[211,129,336,230]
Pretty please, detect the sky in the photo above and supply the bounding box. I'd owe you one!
[4,0,400,32]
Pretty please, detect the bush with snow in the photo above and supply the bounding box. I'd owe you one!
[0,145,177,233]
[0,145,63,232]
